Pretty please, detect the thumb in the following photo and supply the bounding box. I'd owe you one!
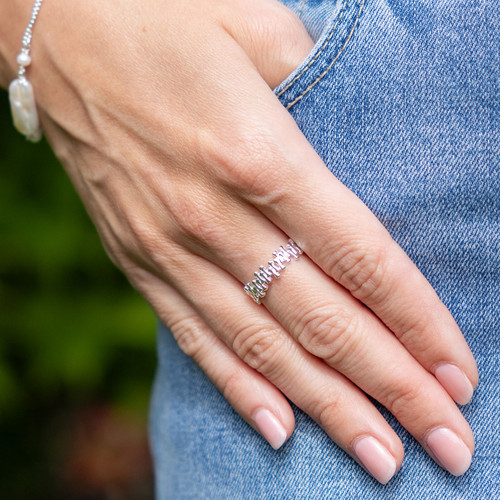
[220,0,315,88]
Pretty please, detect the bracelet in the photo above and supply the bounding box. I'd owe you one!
[8,0,44,142]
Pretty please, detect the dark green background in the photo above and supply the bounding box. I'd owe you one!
[0,90,157,499]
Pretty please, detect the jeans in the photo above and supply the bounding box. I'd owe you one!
[150,0,499,497]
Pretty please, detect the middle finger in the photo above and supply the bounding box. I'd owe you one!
[171,198,475,476]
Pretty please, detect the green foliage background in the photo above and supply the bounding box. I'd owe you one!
[0,91,157,497]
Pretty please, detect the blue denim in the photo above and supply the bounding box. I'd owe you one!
[150,0,499,498]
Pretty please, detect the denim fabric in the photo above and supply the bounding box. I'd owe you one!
[151,0,499,498]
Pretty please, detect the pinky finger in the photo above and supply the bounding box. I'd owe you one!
[143,273,296,450]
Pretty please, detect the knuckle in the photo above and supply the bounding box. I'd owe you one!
[383,383,424,421]
[170,316,207,360]
[397,323,428,353]
[98,227,129,270]
[315,392,344,430]
[393,299,444,352]
[232,324,282,374]
[134,222,164,257]
[326,243,389,304]
[221,369,246,404]
[296,305,360,366]
[207,132,289,206]
[120,265,152,293]
[253,9,310,59]
[220,0,314,90]
[169,192,224,249]
[117,208,162,257]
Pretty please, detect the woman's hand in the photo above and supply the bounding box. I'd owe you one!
[2,0,478,483]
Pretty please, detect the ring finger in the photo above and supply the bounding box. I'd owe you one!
[168,199,474,476]
[139,254,405,483]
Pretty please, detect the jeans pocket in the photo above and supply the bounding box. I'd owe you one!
[274,0,366,110]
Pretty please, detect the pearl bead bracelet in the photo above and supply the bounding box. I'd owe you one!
[8,0,44,142]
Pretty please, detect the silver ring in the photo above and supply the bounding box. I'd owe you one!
[244,239,303,304]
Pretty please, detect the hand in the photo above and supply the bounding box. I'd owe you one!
[3,0,478,483]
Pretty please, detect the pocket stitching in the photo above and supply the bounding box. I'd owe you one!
[277,0,348,98]
[284,0,366,110]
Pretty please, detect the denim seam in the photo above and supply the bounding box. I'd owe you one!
[277,0,347,98]
[284,0,366,110]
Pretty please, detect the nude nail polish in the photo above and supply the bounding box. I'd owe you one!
[353,436,397,484]
[253,409,287,450]
[426,427,472,476]
[434,363,474,405]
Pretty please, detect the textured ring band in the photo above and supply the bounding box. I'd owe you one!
[244,239,303,304]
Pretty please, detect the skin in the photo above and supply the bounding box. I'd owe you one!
[1,0,478,482]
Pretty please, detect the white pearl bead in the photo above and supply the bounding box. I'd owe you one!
[16,52,32,67]
[8,77,42,142]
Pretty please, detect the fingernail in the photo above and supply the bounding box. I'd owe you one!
[353,436,397,484]
[434,363,474,405]
[426,428,472,476]
[253,408,287,450]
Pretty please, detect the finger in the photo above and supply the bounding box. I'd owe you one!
[218,0,315,88]
[105,110,475,476]
[142,249,410,483]
[205,64,479,405]
[264,140,478,404]
[190,22,479,404]
[95,169,404,481]
[222,233,475,476]
[265,255,475,476]
[146,17,478,408]
[136,270,295,450]
[164,198,475,476]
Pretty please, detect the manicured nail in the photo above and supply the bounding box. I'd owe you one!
[353,436,397,484]
[426,428,472,476]
[435,363,474,405]
[253,408,287,450]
